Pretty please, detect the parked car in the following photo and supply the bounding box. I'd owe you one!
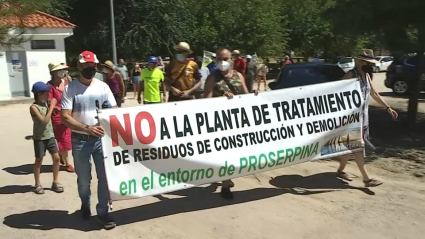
[384,56,425,95]
[374,56,393,72]
[268,63,346,90]
[336,57,355,73]
[265,62,281,80]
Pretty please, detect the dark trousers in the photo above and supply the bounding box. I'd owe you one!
[114,95,122,107]
[246,77,254,93]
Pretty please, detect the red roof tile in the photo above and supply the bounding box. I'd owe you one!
[0,10,75,28]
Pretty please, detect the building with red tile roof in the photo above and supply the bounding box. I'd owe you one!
[0,11,75,100]
[0,10,75,28]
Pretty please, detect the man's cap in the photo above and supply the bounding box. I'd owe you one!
[32,81,52,93]
[232,50,240,55]
[148,56,158,63]
[211,53,216,58]
[48,62,68,72]
[79,50,99,63]
[246,55,252,59]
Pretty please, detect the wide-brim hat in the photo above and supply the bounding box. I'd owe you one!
[173,42,193,54]
[48,62,68,72]
[354,55,380,65]
[102,60,115,71]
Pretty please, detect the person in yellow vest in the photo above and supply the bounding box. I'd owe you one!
[137,56,166,104]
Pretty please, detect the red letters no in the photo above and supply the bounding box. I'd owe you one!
[109,112,156,147]
[110,114,133,147]
[135,112,156,145]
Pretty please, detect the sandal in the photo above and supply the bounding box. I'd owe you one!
[364,178,383,187]
[336,170,353,181]
[51,182,64,193]
[34,185,45,195]
[220,187,234,200]
[66,164,75,173]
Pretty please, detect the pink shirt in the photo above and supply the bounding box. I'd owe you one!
[47,80,67,125]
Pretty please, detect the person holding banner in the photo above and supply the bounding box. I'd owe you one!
[61,51,117,229]
[337,55,398,187]
[203,47,259,199]
[137,56,166,104]
[165,42,201,101]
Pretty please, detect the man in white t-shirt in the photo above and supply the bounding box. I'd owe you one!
[61,50,117,230]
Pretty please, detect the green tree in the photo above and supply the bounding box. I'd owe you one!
[186,0,288,56]
[326,0,425,122]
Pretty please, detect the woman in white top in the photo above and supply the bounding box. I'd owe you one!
[337,55,398,187]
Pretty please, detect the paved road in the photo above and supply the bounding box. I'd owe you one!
[0,73,424,239]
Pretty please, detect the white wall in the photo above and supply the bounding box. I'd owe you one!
[0,28,71,100]
[0,52,10,99]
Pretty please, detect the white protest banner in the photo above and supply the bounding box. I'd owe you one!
[202,50,215,67]
[99,79,364,201]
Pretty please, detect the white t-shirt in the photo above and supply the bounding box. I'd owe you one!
[61,78,117,134]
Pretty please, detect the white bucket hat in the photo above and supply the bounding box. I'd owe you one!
[173,42,193,54]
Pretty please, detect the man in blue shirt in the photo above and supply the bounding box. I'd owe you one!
[207,53,218,73]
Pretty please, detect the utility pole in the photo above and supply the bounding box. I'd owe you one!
[109,0,117,64]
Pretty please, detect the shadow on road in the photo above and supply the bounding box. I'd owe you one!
[367,106,425,163]
[378,92,425,101]
[3,164,68,175]
[0,185,34,194]
[269,172,375,195]
[3,186,335,231]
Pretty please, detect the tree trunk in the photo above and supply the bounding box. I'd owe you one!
[407,27,425,124]
[407,53,423,123]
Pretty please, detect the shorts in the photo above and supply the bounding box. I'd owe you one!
[144,101,160,104]
[33,138,58,158]
[132,76,141,85]
[53,123,72,151]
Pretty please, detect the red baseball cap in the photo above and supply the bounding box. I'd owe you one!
[79,50,99,63]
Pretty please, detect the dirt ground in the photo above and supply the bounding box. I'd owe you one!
[0,73,424,239]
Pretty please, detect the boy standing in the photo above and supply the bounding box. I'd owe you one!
[30,81,64,194]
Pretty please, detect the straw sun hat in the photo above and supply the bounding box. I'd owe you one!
[102,60,115,71]
[48,62,68,72]
[173,42,193,54]
[354,55,380,65]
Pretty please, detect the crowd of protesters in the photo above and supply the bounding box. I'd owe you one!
[28,42,397,230]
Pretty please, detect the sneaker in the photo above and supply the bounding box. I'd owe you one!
[51,182,64,193]
[81,204,91,220]
[97,215,116,230]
